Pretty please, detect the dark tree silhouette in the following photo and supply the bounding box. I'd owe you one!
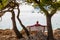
[0,0,23,39]
[0,0,30,39]
[17,5,30,37]
[11,9,23,39]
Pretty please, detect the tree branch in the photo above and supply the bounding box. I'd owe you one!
[33,0,40,4]
[33,0,49,16]
[11,9,23,39]
[2,10,11,13]
[0,9,11,17]
[17,5,30,36]
[39,5,49,16]
[50,8,57,16]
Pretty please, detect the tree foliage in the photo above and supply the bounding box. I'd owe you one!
[0,0,9,10]
[26,0,60,13]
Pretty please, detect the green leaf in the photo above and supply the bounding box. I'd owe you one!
[40,0,52,5]
[0,0,8,10]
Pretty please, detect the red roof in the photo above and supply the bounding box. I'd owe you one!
[27,21,46,27]
[33,21,41,26]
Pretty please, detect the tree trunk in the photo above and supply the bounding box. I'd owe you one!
[17,16,30,37]
[11,10,23,39]
[46,15,54,40]
[17,7,30,37]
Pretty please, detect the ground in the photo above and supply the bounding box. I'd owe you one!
[0,29,60,40]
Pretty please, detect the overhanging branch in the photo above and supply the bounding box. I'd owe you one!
[50,8,57,16]
[33,0,49,16]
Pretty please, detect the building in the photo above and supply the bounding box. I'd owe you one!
[27,21,47,33]
[21,21,47,37]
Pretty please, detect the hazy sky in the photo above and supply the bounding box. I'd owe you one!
[0,3,60,31]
